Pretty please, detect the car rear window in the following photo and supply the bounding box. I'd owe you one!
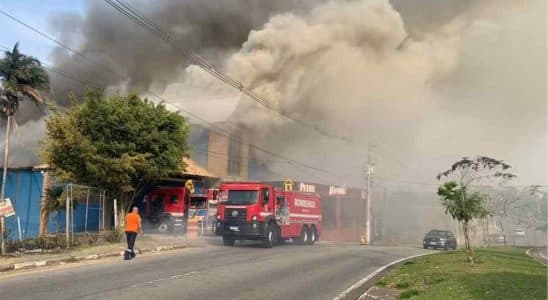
[427,230,448,237]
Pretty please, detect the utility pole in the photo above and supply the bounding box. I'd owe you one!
[0,114,11,255]
[364,146,375,245]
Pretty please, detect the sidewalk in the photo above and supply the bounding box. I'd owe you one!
[0,234,189,272]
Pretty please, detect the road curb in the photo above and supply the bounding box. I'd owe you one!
[333,252,432,300]
[0,244,188,273]
[526,248,547,266]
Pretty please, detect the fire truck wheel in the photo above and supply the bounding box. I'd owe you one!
[263,224,275,248]
[308,226,317,245]
[298,226,309,245]
[158,219,172,233]
[222,235,235,246]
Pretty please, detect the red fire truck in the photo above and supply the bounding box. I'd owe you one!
[144,186,216,233]
[144,187,188,233]
[215,182,322,248]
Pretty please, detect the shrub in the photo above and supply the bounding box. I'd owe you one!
[4,230,123,255]
[103,228,122,243]
[6,234,66,253]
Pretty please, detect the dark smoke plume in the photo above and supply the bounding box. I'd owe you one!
[49,0,321,104]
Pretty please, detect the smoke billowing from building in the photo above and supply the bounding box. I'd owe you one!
[8,0,547,189]
[3,0,543,243]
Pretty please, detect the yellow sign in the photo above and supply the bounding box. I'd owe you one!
[284,179,294,191]
[185,179,195,194]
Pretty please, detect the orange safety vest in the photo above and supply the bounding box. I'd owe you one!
[125,212,141,233]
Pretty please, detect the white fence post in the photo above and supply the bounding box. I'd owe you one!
[85,187,90,232]
[65,184,70,248]
[17,216,22,242]
[113,199,118,228]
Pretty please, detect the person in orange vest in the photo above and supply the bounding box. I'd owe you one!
[124,206,143,260]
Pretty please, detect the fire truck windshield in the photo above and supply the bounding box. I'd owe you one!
[226,190,259,205]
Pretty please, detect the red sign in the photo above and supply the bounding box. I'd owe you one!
[0,198,15,217]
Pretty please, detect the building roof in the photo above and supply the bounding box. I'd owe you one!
[182,157,218,178]
[0,164,50,171]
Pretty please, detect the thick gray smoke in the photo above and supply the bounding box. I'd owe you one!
[4,0,543,244]
[163,0,546,187]
[7,0,546,189]
[8,0,321,165]
[48,0,320,104]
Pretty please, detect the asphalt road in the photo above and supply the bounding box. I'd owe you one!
[0,239,428,300]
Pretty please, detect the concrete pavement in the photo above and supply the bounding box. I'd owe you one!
[0,239,429,300]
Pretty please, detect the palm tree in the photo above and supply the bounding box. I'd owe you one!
[0,43,49,254]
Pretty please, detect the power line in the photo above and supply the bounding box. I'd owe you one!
[0,44,100,90]
[6,7,496,186]
[0,8,348,177]
[0,40,346,184]
[3,42,538,189]
[0,9,111,86]
[103,0,353,144]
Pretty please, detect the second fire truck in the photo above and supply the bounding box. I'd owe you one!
[215,182,322,247]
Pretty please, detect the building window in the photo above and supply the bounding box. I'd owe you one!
[189,125,209,168]
[228,138,241,175]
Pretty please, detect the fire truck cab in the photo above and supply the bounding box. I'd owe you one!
[144,186,219,234]
[216,182,322,248]
[145,187,188,233]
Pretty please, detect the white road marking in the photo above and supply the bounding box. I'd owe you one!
[333,252,432,300]
[129,271,198,288]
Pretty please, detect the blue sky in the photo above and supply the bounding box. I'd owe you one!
[0,0,86,64]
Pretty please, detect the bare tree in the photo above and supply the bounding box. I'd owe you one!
[437,156,515,264]
[486,186,521,246]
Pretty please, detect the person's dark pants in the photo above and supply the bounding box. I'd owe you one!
[125,231,138,260]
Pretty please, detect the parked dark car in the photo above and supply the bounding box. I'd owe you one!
[423,230,457,250]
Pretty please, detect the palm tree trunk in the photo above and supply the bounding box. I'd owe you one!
[1,114,12,255]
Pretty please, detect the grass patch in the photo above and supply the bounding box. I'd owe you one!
[380,247,547,299]
[395,281,411,289]
[400,289,421,299]
[376,279,389,287]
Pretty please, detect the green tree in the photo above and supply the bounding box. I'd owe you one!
[0,43,49,254]
[437,156,515,263]
[41,90,190,225]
